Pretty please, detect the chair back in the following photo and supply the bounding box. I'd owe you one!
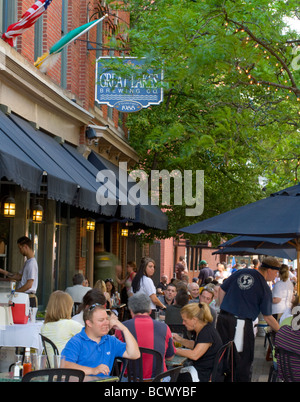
[152,366,182,382]
[265,329,278,382]
[111,357,128,381]
[127,347,163,382]
[277,347,300,382]
[40,334,59,368]
[210,341,235,382]
[22,368,85,382]
[72,302,81,316]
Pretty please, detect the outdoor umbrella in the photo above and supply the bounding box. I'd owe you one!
[213,246,297,261]
[178,183,300,292]
[217,235,296,251]
[215,235,297,260]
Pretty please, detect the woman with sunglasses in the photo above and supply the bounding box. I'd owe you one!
[131,257,166,317]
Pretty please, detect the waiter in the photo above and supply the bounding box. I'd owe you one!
[216,256,280,382]
[0,236,38,307]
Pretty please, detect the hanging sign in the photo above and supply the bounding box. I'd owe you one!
[95,57,163,112]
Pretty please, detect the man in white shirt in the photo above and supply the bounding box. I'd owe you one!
[65,273,92,303]
[0,236,38,307]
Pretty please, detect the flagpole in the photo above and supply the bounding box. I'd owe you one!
[35,14,108,70]
[52,14,108,54]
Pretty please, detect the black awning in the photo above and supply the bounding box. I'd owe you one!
[0,110,79,205]
[88,151,168,230]
[9,113,116,214]
[88,151,136,220]
[62,143,118,217]
[0,111,119,215]
[0,117,43,193]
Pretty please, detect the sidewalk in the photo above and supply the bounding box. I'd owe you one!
[251,335,272,382]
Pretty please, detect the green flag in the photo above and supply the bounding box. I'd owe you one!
[35,15,107,71]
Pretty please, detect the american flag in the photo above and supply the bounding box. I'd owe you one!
[2,0,52,47]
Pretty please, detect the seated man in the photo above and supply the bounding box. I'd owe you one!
[165,289,190,326]
[199,286,217,327]
[65,273,91,303]
[158,283,177,317]
[62,305,140,376]
[156,275,168,295]
[115,292,175,380]
[188,282,200,303]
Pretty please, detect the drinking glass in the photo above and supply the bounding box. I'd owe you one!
[32,354,47,370]
[53,355,65,368]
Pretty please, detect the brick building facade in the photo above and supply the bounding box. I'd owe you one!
[0,0,142,308]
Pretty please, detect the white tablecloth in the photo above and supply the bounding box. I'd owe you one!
[0,321,43,352]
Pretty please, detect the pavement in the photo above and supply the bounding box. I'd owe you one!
[251,334,272,382]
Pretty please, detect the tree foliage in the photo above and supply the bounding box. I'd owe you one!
[102,0,300,241]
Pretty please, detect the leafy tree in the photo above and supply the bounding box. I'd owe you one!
[100,0,300,241]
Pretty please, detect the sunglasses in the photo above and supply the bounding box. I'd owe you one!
[88,304,112,315]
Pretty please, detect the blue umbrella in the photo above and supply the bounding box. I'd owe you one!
[213,246,296,261]
[178,183,300,291]
[178,183,300,237]
[217,235,296,250]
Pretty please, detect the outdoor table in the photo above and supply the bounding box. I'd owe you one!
[166,355,187,367]
[0,321,43,352]
[0,372,120,382]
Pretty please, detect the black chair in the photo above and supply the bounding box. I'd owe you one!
[22,368,85,382]
[127,347,163,382]
[265,330,278,382]
[72,302,81,317]
[276,347,300,382]
[152,366,182,382]
[210,341,235,382]
[111,357,128,381]
[40,334,59,368]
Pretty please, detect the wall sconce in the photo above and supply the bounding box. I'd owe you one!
[121,228,128,237]
[86,219,95,231]
[32,204,43,223]
[3,197,16,217]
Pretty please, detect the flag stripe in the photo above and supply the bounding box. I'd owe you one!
[2,0,52,46]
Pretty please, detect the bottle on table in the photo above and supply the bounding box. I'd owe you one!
[22,347,32,376]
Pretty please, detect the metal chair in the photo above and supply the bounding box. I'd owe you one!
[72,302,81,316]
[111,357,128,381]
[265,330,278,382]
[40,334,59,368]
[22,368,85,382]
[152,366,182,382]
[127,347,163,382]
[277,347,300,382]
[210,341,235,382]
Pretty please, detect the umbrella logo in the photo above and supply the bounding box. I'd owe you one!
[237,274,254,290]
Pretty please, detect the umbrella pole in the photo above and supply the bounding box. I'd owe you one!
[297,246,300,296]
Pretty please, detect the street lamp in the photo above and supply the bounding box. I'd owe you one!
[86,219,95,231]
[32,204,43,223]
[3,197,16,217]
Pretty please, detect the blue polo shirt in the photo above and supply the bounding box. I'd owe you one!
[62,327,126,376]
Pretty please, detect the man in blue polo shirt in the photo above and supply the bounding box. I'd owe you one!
[62,305,140,376]
[217,256,281,382]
